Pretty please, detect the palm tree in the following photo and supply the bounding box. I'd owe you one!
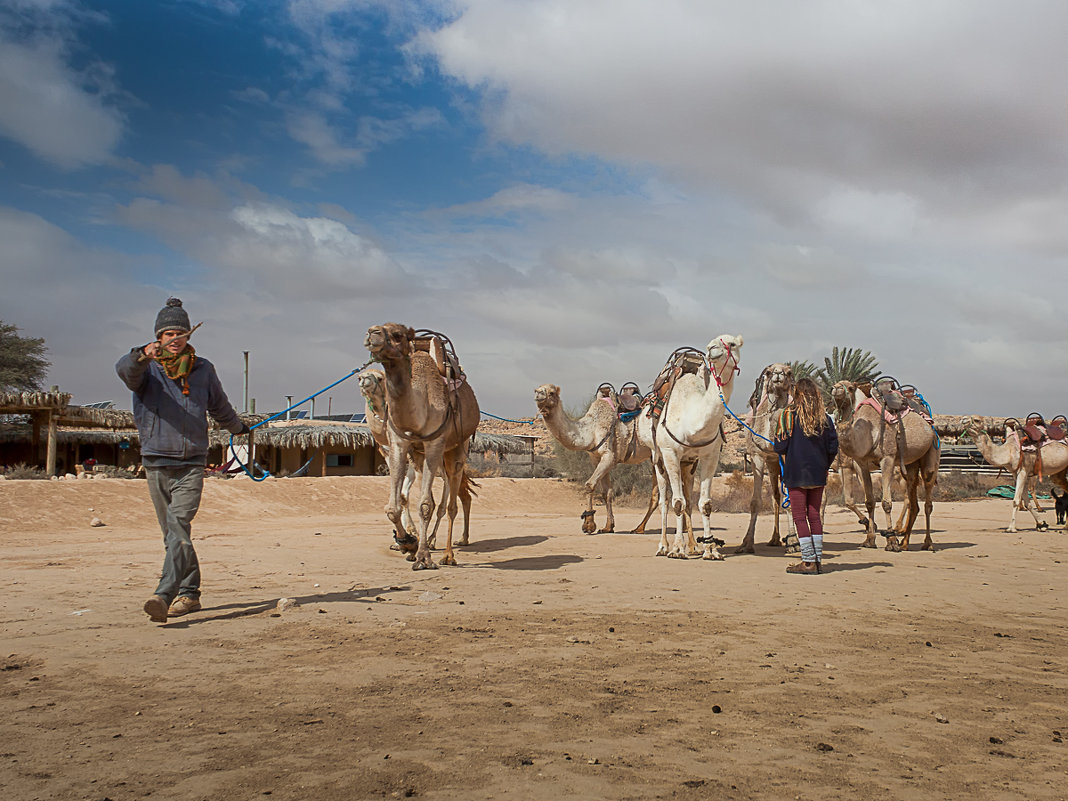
[787,359,819,382]
[815,347,879,395]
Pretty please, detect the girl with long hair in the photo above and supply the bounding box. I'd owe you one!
[773,377,838,574]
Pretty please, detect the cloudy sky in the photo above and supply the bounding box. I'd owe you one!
[2,0,1065,419]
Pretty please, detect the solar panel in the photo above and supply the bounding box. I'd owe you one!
[82,401,115,409]
[290,410,308,420]
[348,413,366,423]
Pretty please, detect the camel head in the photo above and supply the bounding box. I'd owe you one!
[364,322,415,363]
[357,368,386,408]
[764,363,793,400]
[706,334,743,380]
[830,380,856,416]
[533,384,561,415]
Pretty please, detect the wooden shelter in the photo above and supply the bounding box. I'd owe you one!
[0,390,136,475]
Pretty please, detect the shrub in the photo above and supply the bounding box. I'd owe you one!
[0,463,49,480]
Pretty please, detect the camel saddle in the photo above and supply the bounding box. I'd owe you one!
[412,334,464,387]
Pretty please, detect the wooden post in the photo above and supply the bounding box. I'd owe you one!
[31,413,42,467]
[248,426,255,477]
[45,411,58,476]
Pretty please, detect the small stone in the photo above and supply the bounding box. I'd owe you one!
[89,517,105,527]
[276,598,298,612]
[935,714,948,724]
[989,736,1003,744]
[711,705,722,714]
[418,591,443,602]
[816,742,834,752]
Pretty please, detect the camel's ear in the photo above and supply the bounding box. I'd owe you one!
[405,326,416,342]
[783,364,793,380]
[733,335,744,348]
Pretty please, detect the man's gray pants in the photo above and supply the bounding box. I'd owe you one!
[146,465,204,603]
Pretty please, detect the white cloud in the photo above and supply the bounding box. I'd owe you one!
[0,30,124,167]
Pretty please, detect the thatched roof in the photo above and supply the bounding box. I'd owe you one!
[0,390,138,429]
[0,427,137,445]
[207,423,530,456]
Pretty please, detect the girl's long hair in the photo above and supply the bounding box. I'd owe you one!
[794,378,827,437]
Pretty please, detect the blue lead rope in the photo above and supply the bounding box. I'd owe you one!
[480,410,535,424]
[718,396,792,510]
[228,364,368,482]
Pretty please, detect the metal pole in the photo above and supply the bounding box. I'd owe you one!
[285,396,293,421]
[310,397,316,420]
[242,351,249,412]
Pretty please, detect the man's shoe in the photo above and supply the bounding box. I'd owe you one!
[168,596,202,616]
[143,595,169,623]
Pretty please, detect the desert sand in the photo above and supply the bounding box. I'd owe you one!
[1,475,1066,801]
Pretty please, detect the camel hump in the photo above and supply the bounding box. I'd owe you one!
[412,331,464,381]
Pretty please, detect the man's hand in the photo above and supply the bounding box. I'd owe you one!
[237,422,252,436]
[142,341,162,359]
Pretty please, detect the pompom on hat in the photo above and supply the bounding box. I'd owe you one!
[154,297,192,336]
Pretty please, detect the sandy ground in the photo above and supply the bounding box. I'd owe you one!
[1,475,1066,801]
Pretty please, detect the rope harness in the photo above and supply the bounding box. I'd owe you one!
[228,358,375,482]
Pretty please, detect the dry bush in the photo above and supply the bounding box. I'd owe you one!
[0,463,48,480]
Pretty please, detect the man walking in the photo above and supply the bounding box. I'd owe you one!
[116,298,249,623]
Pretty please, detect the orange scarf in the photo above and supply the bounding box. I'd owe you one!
[154,344,196,395]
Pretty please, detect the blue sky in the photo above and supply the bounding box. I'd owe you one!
[2,0,1066,418]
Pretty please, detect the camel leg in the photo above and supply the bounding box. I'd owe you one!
[879,456,902,552]
[385,442,417,559]
[411,441,446,570]
[428,473,450,549]
[600,474,616,533]
[581,451,613,534]
[661,450,690,558]
[898,463,921,551]
[698,448,724,560]
[1008,468,1033,532]
[839,458,870,529]
[438,445,467,567]
[682,461,699,555]
[458,471,473,546]
[859,468,878,548]
[633,478,658,534]
[919,452,938,551]
[653,458,672,556]
[737,457,764,554]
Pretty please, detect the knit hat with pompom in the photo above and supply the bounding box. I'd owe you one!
[154,297,191,336]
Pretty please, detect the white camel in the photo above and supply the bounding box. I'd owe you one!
[638,335,743,560]
[961,416,1068,532]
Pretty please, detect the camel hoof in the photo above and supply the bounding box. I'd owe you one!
[667,550,688,560]
[405,553,416,562]
[766,537,782,547]
[412,559,438,571]
[734,543,755,555]
[862,537,877,549]
[921,543,935,552]
[784,544,800,555]
[458,537,470,546]
[884,539,902,553]
[702,550,725,561]
[1037,521,1049,531]
[440,555,457,566]
[599,525,615,534]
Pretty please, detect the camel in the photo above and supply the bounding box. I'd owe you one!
[363,324,479,569]
[358,369,476,546]
[534,383,653,533]
[960,416,1068,532]
[638,335,744,560]
[737,363,795,554]
[830,380,940,551]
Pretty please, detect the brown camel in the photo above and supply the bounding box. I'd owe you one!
[358,368,476,546]
[737,363,795,554]
[363,324,480,569]
[534,383,653,533]
[831,379,940,551]
[960,416,1068,532]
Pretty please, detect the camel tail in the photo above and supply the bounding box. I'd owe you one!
[461,471,480,498]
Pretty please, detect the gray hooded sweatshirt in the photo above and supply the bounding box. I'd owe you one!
[116,349,244,467]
